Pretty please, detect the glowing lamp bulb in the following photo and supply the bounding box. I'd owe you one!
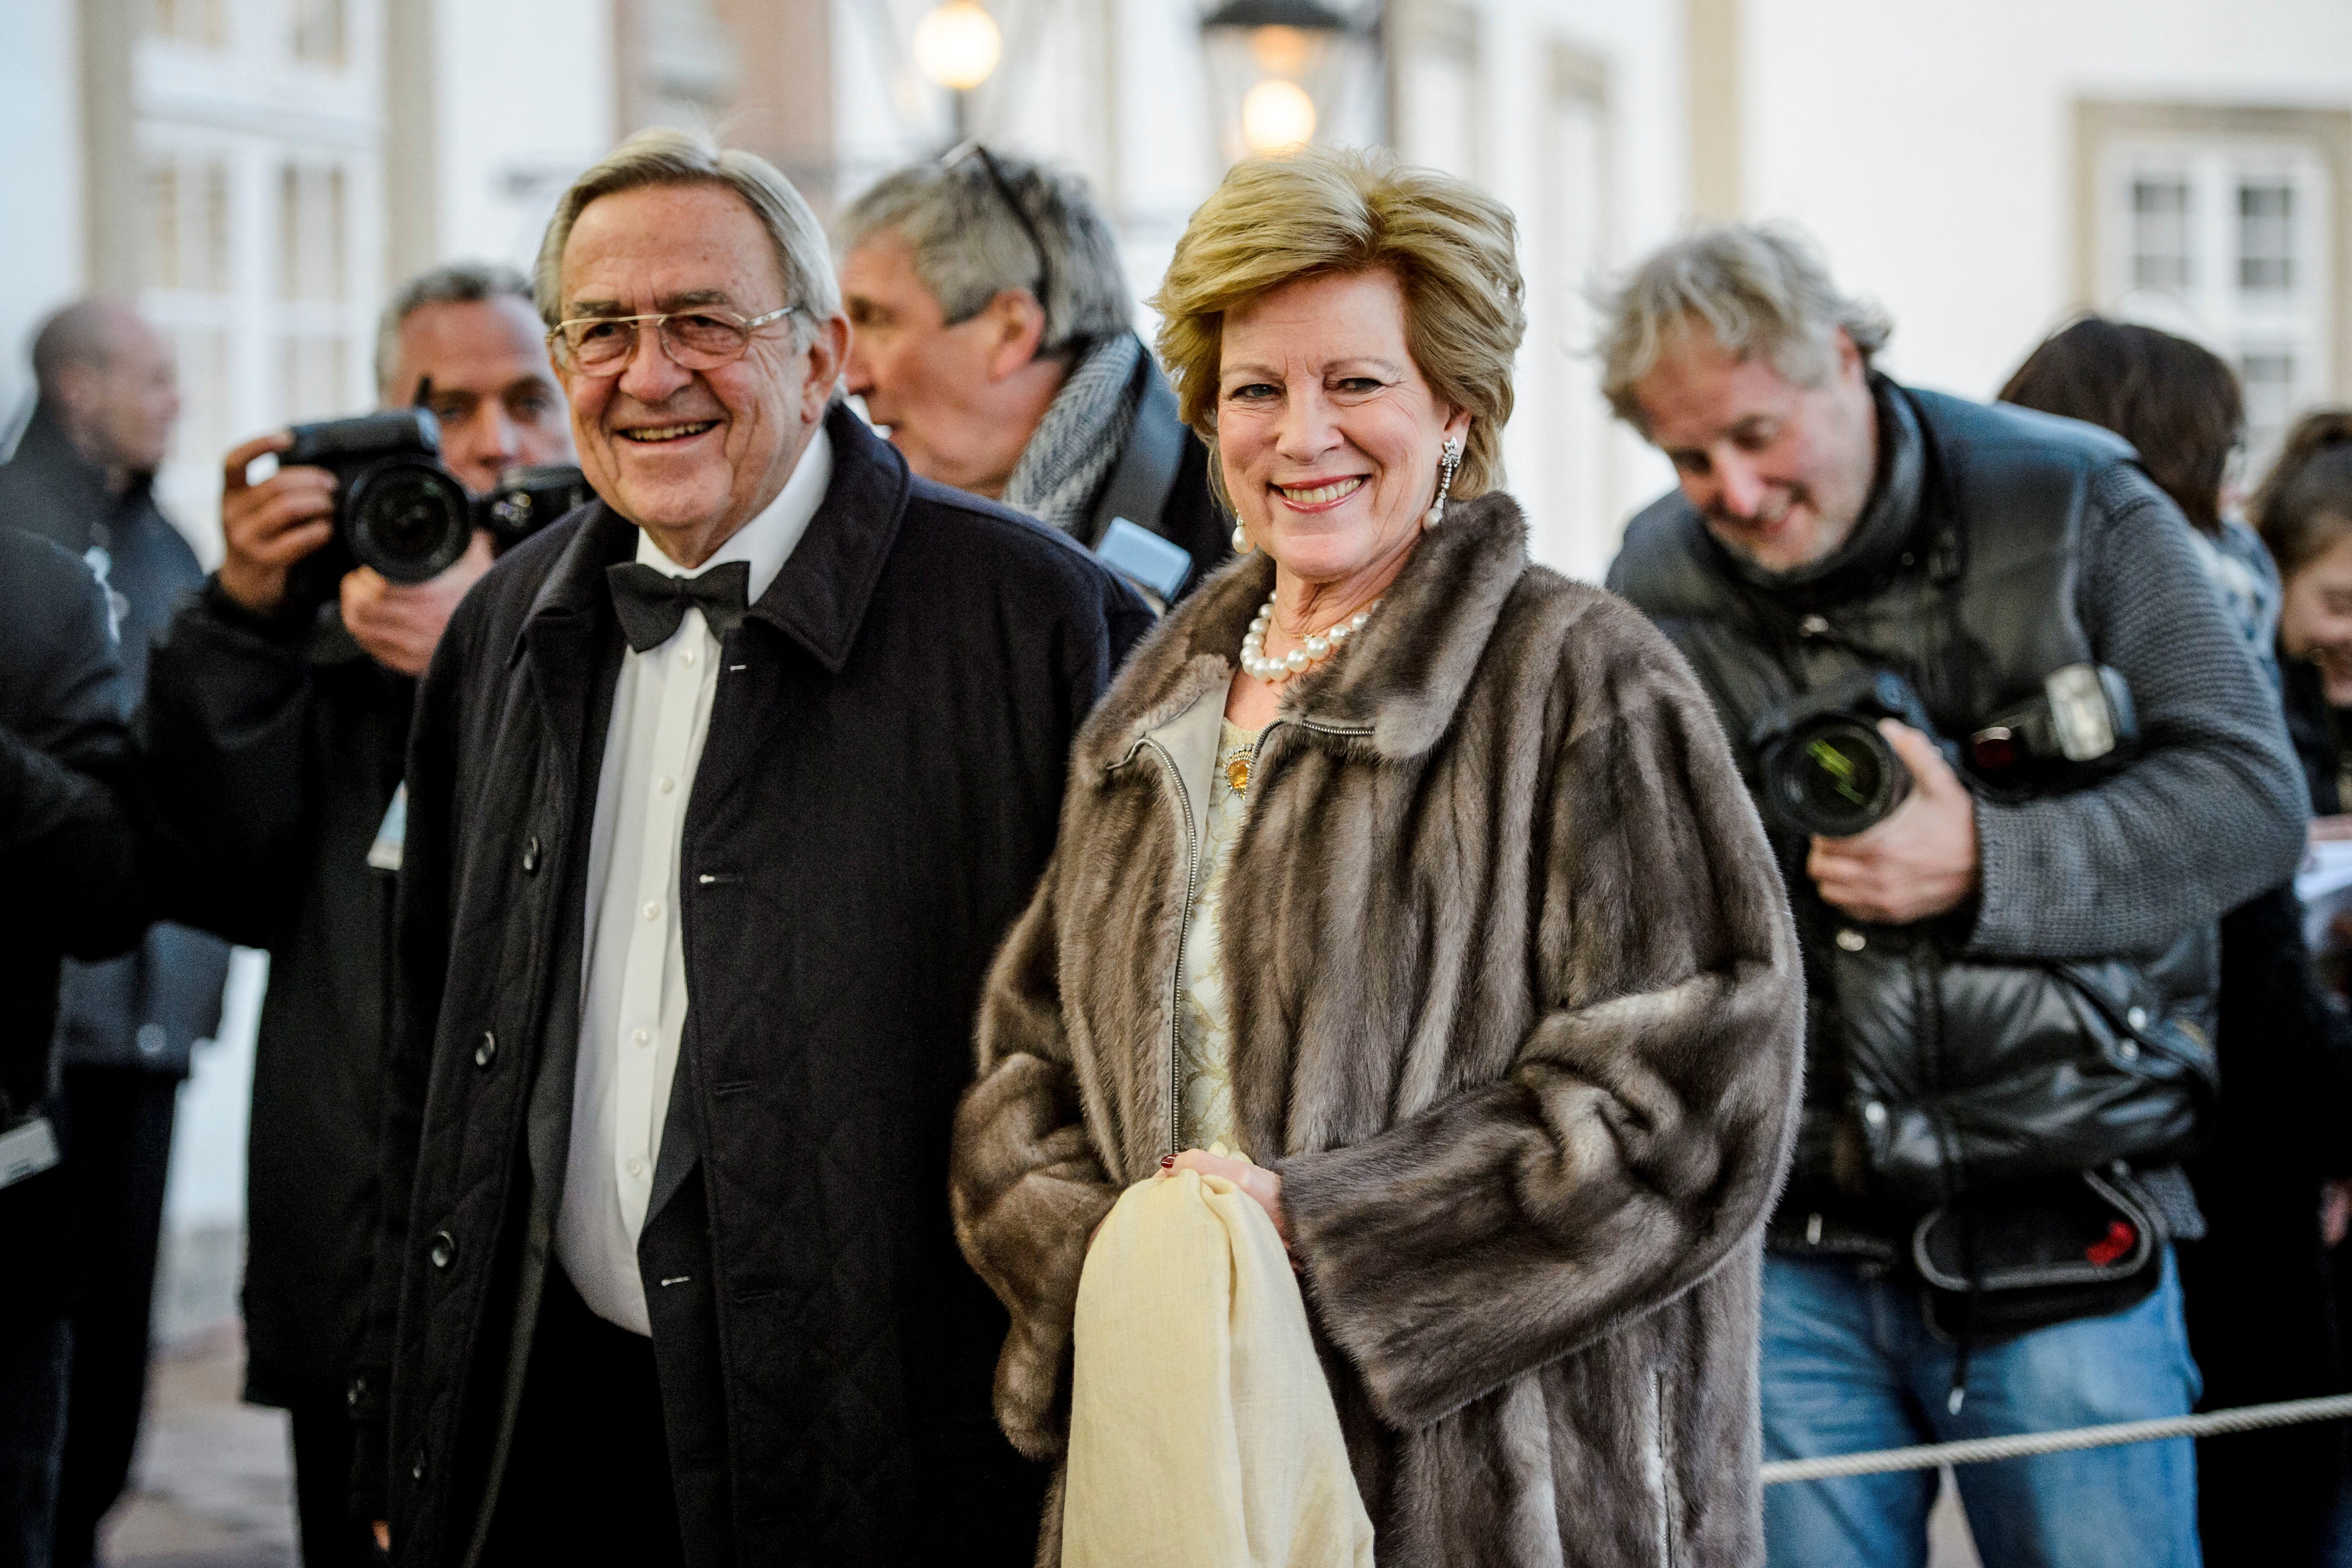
[912,1,1003,92]
[1241,78,1317,153]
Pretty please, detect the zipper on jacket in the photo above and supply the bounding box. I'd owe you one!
[1142,735,1201,1159]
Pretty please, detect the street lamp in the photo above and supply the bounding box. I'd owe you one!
[1199,0,1363,162]
[911,0,1003,139]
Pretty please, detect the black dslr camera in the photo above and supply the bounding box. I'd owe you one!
[1752,665,2136,839]
[279,409,591,604]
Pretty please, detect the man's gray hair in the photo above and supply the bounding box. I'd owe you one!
[837,150,1132,357]
[1596,223,1892,428]
[534,127,840,349]
[374,261,535,397]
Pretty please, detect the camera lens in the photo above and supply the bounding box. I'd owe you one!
[344,458,473,584]
[1772,714,1910,838]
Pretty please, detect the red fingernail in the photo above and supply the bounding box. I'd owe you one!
[1159,1155,1175,1169]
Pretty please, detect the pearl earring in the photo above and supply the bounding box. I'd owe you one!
[1423,438,1464,529]
[1232,520,1252,554]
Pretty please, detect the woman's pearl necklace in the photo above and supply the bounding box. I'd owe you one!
[1238,592,1379,683]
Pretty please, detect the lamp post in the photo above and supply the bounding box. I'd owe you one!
[1198,0,1368,163]
[910,0,1004,141]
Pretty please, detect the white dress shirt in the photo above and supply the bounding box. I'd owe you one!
[557,424,833,1334]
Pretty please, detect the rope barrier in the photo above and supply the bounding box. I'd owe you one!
[1760,1392,2352,1483]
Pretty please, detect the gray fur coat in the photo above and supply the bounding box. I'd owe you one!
[951,495,1805,1567]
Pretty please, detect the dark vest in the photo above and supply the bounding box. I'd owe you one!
[1612,383,2216,1240]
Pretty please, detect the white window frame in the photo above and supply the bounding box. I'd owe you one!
[2078,101,2352,469]
[132,0,384,557]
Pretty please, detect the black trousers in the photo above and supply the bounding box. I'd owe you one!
[50,1066,176,1568]
[0,1315,69,1568]
[287,1400,378,1568]
[479,1267,684,1568]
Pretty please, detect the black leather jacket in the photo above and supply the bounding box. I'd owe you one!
[1610,379,2304,1254]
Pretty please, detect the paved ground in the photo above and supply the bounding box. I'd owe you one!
[100,1327,295,1568]
[94,1321,1981,1567]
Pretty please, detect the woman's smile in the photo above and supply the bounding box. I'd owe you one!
[1270,475,1366,510]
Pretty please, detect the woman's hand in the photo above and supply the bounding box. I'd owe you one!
[1163,1149,1290,1253]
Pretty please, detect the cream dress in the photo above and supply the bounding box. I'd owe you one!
[1176,718,1261,1155]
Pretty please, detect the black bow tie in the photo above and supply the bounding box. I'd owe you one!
[606,560,753,652]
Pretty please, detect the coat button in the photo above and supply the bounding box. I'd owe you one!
[2117,1039,2140,1062]
[412,1447,427,1482]
[475,1031,497,1070]
[428,1230,457,1269]
[1836,928,1866,952]
[1862,1100,1888,1128]
[2126,1005,2149,1030]
[521,836,540,874]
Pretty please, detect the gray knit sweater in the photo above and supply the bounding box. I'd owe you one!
[1968,458,2306,961]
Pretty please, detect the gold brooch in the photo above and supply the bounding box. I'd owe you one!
[1224,755,1251,794]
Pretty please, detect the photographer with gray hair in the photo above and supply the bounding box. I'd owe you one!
[139,259,573,1567]
[839,145,1229,604]
[1604,224,2304,1568]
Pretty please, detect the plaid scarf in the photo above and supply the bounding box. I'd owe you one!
[1003,333,1145,535]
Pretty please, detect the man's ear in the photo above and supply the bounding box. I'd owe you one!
[1831,327,1866,385]
[50,362,103,427]
[983,289,1048,382]
[804,314,853,420]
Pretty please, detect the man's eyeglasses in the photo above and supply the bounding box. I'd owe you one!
[546,303,802,375]
[942,141,1052,329]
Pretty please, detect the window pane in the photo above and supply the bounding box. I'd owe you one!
[278,164,349,302]
[278,334,349,423]
[291,0,347,67]
[2131,175,2192,292]
[145,160,179,291]
[2238,179,2295,294]
[202,162,231,293]
[2240,351,2296,459]
[143,0,228,47]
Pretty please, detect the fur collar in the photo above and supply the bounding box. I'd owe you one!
[1076,491,1532,776]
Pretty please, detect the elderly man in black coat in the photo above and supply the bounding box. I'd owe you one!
[356,128,1148,1568]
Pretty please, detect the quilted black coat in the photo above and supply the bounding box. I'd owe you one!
[359,403,1149,1566]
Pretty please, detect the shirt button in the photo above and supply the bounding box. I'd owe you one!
[679,647,697,667]
[428,1230,457,1269]
[643,900,661,921]
[658,776,675,794]
[521,836,540,874]
[625,1156,646,1178]
[475,1031,497,1069]
[632,1028,650,1048]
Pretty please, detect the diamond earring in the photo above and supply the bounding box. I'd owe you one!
[1423,438,1464,528]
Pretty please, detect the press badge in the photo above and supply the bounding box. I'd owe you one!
[0,1116,61,1192]
[368,783,408,872]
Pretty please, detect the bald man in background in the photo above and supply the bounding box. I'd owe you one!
[0,299,233,1568]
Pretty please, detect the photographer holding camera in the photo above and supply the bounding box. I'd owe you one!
[1604,227,2306,1568]
[141,261,572,1567]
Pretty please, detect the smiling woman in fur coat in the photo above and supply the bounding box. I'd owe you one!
[949,146,1806,1568]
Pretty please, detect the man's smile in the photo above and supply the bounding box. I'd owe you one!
[617,419,720,444]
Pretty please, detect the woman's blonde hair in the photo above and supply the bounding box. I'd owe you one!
[1150,146,1525,501]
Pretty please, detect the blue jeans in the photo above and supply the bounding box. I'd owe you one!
[1762,1247,2202,1568]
